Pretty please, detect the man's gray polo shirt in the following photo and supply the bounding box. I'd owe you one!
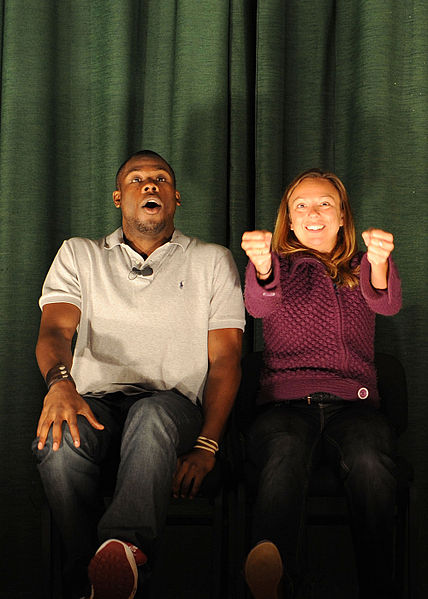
[39,228,245,404]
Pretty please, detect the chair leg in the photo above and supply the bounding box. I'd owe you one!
[407,484,419,599]
[209,490,226,599]
[228,481,251,599]
[42,500,64,599]
[395,489,407,597]
[41,500,52,599]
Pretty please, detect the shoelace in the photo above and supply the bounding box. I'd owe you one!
[124,542,147,566]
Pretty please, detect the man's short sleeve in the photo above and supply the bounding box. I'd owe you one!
[208,249,245,331]
[39,240,82,311]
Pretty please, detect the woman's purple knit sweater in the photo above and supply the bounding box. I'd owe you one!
[244,252,402,407]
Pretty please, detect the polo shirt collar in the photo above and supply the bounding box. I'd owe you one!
[104,227,191,252]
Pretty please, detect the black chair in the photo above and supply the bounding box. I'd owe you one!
[230,351,414,599]
[42,448,233,599]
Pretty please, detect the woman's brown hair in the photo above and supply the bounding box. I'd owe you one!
[272,168,360,288]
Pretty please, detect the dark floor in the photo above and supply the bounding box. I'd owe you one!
[9,494,409,599]
[3,520,407,599]
[150,521,358,599]
[152,524,217,598]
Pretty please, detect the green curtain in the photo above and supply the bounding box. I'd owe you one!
[1,1,427,596]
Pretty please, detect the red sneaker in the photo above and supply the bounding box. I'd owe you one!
[88,539,147,599]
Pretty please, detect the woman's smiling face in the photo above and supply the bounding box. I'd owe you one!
[288,177,344,253]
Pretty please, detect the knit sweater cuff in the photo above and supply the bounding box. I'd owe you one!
[247,252,280,290]
[360,253,402,316]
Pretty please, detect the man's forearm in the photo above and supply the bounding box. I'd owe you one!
[36,330,74,380]
[36,303,80,380]
[200,355,241,443]
[171,327,242,498]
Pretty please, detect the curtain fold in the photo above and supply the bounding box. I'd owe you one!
[0,1,427,595]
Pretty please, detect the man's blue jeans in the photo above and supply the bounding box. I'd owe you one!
[245,401,397,599]
[32,389,202,595]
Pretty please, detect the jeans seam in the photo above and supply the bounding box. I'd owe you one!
[324,433,351,474]
[296,432,321,568]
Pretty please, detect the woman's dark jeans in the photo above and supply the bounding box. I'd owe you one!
[245,401,398,599]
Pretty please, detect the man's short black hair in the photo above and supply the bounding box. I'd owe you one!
[115,150,176,189]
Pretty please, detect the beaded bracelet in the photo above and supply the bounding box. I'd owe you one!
[193,435,219,455]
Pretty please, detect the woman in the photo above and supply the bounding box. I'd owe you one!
[241,169,401,599]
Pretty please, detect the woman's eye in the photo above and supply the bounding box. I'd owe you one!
[131,177,142,183]
[157,176,166,182]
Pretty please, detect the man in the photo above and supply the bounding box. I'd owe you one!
[33,150,245,599]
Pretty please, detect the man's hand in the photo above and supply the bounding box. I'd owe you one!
[36,380,104,451]
[35,302,104,451]
[170,328,241,499]
[241,230,273,278]
[172,448,216,499]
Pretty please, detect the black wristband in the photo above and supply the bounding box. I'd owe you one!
[256,266,273,277]
[45,363,75,390]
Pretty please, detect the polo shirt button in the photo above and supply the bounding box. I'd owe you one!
[357,387,369,400]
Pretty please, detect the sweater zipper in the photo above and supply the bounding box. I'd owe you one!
[333,283,348,373]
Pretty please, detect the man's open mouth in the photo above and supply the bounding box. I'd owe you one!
[144,200,161,209]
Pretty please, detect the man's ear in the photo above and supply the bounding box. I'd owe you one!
[175,190,181,206]
[113,190,121,208]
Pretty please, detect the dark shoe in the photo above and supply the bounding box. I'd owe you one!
[88,539,147,599]
[244,540,284,599]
